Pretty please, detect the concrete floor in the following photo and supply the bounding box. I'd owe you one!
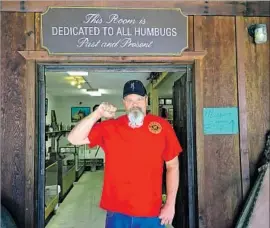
[46,171,106,228]
[46,171,173,228]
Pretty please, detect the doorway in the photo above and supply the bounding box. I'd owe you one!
[172,69,197,228]
[36,64,197,228]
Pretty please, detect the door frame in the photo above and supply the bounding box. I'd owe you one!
[36,62,199,228]
[170,66,197,228]
[186,66,197,228]
[36,65,46,228]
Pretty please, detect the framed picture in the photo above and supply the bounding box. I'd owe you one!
[159,98,165,105]
[71,107,91,122]
[165,98,173,105]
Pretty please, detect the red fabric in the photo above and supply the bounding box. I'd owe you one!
[88,114,182,217]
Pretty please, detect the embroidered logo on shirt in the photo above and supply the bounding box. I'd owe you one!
[148,122,162,134]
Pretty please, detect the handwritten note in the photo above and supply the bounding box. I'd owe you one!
[203,107,239,135]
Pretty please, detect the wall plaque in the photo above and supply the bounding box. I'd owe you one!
[41,7,188,56]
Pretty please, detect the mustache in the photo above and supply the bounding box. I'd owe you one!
[128,107,143,113]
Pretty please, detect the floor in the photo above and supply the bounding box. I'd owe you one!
[46,171,105,228]
[46,171,173,228]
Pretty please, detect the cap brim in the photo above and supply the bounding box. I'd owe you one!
[123,91,146,98]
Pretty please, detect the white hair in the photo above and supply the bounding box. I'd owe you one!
[127,107,145,128]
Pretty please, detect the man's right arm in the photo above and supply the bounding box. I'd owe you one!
[67,102,117,146]
[67,110,102,145]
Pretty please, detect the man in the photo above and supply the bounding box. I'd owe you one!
[68,80,182,227]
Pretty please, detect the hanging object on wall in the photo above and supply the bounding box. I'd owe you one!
[248,24,268,44]
[203,107,239,135]
[147,72,162,84]
[71,107,91,123]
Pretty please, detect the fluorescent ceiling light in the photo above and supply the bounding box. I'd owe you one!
[67,71,88,76]
[88,91,102,96]
[98,89,110,94]
[87,88,102,96]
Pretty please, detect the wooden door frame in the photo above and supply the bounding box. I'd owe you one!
[32,58,204,228]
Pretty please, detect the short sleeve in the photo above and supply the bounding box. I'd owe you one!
[88,122,105,148]
[162,122,183,161]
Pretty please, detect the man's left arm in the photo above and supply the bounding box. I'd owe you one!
[159,121,182,225]
[159,157,179,225]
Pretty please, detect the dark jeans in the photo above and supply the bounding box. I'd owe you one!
[105,211,165,228]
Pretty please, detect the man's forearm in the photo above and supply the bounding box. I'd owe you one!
[67,110,101,145]
[165,165,179,206]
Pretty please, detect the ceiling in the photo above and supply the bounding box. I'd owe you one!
[46,71,149,97]
[157,72,185,97]
[45,71,185,98]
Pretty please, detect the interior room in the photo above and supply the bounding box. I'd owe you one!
[42,67,191,228]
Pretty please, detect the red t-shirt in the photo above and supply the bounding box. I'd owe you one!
[88,114,182,217]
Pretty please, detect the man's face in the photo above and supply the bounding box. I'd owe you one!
[123,94,147,114]
[123,94,148,128]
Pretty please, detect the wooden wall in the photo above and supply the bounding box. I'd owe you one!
[194,16,242,228]
[1,10,269,228]
[1,12,27,226]
[192,16,270,228]
[243,18,270,179]
[1,12,36,228]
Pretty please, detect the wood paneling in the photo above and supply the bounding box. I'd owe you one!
[24,13,36,228]
[34,13,41,51]
[1,12,27,226]
[194,59,206,228]
[18,50,206,63]
[194,16,242,228]
[235,17,250,199]
[187,16,194,51]
[244,17,270,179]
[193,16,205,228]
[1,1,270,16]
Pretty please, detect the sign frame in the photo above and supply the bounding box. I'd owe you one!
[40,6,188,56]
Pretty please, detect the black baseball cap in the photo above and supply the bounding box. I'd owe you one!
[123,80,147,98]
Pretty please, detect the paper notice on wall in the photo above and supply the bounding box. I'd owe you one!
[203,107,239,135]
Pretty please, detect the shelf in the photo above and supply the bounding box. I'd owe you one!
[46,130,70,135]
[45,160,58,169]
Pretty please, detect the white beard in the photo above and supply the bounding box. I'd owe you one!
[127,108,144,128]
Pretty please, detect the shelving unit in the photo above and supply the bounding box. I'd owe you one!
[45,130,76,217]
[57,151,76,202]
[45,161,59,220]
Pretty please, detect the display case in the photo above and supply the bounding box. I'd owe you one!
[45,161,59,220]
[58,148,76,202]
